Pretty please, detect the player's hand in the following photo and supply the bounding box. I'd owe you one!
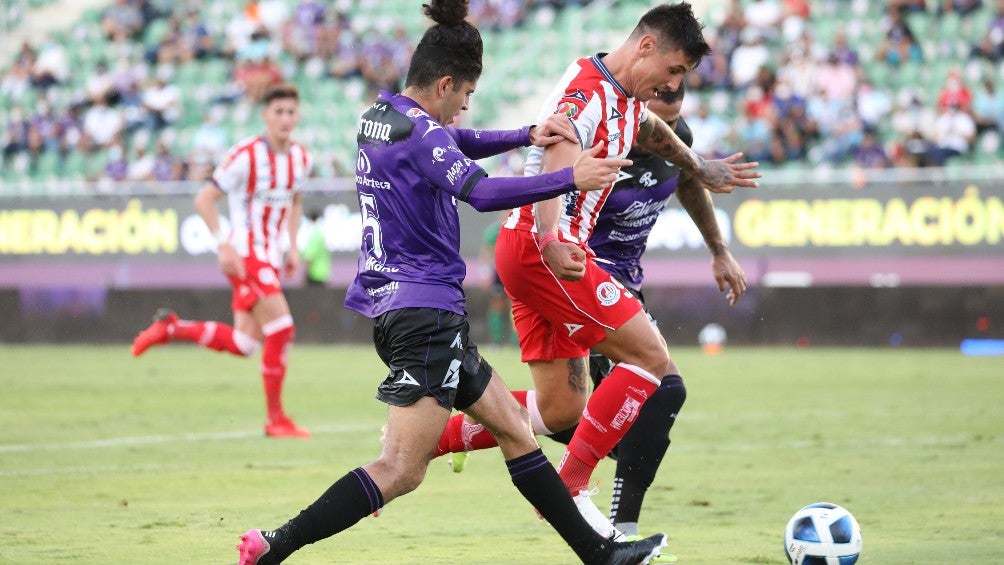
[572,142,633,192]
[218,242,245,279]
[541,240,587,281]
[529,114,579,147]
[284,247,300,279]
[711,250,746,306]
[696,152,760,194]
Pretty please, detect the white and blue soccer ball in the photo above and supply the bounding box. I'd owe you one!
[783,502,862,565]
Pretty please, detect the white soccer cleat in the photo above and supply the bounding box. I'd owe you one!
[574,487,625,542]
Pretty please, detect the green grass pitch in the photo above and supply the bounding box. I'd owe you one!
[1,344,1001,563]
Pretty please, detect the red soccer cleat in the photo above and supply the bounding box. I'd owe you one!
[264,415,311,439]
[131,308,178,357]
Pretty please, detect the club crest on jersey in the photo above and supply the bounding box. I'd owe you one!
[556,101,579,118]
[596,281,621,306]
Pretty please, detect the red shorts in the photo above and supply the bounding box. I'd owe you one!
[495,228,642,362]
[227,256,282,312]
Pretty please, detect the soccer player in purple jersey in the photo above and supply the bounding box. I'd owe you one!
[235,1,668,563]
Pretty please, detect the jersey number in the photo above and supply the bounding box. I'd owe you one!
[359,192,384,259]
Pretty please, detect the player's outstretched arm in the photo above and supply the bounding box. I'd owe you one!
[636,114,761,194]
[676,173,746,305]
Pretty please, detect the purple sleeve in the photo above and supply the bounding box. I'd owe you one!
[463,168,576,212]
[448,126,531,160]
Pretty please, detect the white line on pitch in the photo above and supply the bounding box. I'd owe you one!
[0,422,382,454]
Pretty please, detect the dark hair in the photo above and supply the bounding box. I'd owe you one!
[405,0,483,90]
[656,81,686,105]
[262,83,300,105]
[632,3,711,68]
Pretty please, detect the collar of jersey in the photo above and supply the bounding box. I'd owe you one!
[589,53,628,98]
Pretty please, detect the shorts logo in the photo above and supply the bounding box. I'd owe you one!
[596,282,620,306]
[258,267,277,286]
[443,359,461,389]
[450,332,463,349]
[556,101,578,118]
[564,323,584,336]
[395,370,420,386]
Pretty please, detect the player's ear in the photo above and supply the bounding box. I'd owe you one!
[437,76,454,99]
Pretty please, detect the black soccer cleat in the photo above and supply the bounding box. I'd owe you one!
[601,533,668,565]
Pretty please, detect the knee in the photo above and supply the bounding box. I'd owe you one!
[659,375,687,407]
[536,394,586,432]
[486,404,535,449]
[371,456,428,497]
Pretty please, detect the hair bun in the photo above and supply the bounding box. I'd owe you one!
[423,0,469,27]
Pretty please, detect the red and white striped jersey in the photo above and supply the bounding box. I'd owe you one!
[503,54,649,244]
[212,135,312,269]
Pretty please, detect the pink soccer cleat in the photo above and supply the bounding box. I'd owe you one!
[236,529,271,565]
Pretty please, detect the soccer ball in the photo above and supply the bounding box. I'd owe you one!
[783,502,862,565]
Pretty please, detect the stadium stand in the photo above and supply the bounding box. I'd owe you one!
[1,0,1002,194]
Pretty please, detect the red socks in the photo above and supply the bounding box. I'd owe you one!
[434,390,532,457]
[559,364,659,494]
[261,318,295,419]
[170,320,249,356]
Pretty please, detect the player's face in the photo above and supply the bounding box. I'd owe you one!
[647,98,683,127]
[634,46,691,102]
[441,79,476,126]
[262,97,300,143]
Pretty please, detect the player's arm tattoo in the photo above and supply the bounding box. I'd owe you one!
[567,357,588,394]
[676,172,727,255]
[636,116,701,173]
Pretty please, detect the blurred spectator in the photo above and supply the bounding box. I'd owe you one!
[730,29,770,87]
[853,130,893,168]
[971,77,1004,132]
[970,0,1004,61]
[686,102,730,158]
[85,60,115,104]
[744,0,782,40]
[103,0,144,42]
[830,31,860,66]
[778,47,818,99]
[283,0,326,61]
[937,68,973,112]
[781,0,811,40]
[894,0,929,14]
[151,140,183,180]
[891,90,938,141]
[815,53,857,100]
[140,68,182,130]
[30,39,69,89]
[234,54,283,102]
[938,0,984,16]
[877,5,923,65]
[81,94,125,151]
[856,80,893,131]
[0,61,32,101]
[190,108,228,161]
[102,142,130,181]
[2,107,30,164]
[126,143,156,180]
[927,102,977,165]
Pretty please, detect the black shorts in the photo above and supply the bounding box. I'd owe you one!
[588,283,655,387]
[373,308,494,411]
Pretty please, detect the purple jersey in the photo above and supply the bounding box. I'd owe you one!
[345,91,522,318]
[589,153,680,292]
